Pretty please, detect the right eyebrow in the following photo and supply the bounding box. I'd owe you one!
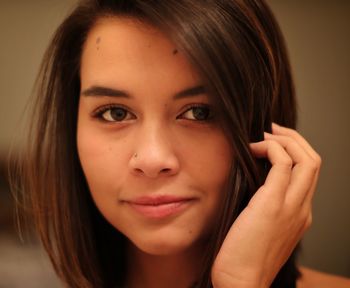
[81,86,132,98]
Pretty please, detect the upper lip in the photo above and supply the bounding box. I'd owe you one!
[125,195,195,205]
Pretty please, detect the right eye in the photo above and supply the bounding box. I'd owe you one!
[95,106,135,122]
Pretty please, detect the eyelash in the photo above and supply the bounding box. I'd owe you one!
[93,104,135,122]
[92,103,214,123]
[178,104,214,122]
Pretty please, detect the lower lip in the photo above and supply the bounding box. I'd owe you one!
[128,200,194,219]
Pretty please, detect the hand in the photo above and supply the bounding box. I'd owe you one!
[211,123,321,288]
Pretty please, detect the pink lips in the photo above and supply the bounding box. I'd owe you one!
[125,195,195,219]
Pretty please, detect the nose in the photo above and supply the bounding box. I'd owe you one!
[129,124,180,178]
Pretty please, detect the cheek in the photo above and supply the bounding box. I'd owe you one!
[178,131,233,220]
[179,134,233,238]
[77,131,129,227]
[77,125,128,198]
[187,136,233,191]
[78,130,106,179]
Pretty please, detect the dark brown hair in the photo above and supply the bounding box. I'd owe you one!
[13,0,298,287]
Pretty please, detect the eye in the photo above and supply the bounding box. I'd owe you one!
[94,105,135,122]
[179,105,213,121]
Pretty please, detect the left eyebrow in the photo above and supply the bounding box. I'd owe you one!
[80,85,207,99]
[173,85,207,100]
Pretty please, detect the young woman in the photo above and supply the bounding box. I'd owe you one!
[13,0,349,287]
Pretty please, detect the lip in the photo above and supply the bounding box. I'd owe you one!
[124,195,196,219]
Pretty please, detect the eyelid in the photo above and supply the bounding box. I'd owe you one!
[90,102,214,122]
[177,103,214,121]
[91,104,135,122]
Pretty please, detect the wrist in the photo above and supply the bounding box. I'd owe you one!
[211,271,268,288]
[212,280,265,288]
[212,282,267,288]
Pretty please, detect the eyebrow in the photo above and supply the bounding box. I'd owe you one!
[81,85,206,100]
[81,86,130,98]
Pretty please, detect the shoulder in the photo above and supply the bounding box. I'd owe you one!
[297,266,350,288]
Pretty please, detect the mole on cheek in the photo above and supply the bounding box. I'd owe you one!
[172,48,178,55]
[96,36,101,50]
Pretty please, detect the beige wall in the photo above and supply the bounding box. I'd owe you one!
[0,0,76,154]
[268,0,350,277]
[0,0,349,278]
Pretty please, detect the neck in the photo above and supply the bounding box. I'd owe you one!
[126,242,204,288]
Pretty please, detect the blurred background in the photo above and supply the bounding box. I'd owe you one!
[0,0,349,287]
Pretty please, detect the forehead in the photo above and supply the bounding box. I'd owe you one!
[80,17,201,89]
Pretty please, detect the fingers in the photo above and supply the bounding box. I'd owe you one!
[272,123,322,164]
[271,123,322,203]
[250,126,321,213]
[264,132,318,206]
[250,140,292,204]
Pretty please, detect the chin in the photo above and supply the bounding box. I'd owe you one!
[128,230,202,256]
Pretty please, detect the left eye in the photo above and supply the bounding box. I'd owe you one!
[180,105,213,121]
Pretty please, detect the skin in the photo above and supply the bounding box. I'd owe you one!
[77,17,349,288]
[211,125,321,287]
[78,17,233,288]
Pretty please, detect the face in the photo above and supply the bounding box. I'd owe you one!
[77,17,233,256]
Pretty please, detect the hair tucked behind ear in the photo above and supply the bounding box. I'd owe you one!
[11,1,299,287]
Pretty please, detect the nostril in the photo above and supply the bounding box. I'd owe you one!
[134,168,143,174]
[161,168,171,173]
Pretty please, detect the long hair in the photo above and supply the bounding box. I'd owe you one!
[12,0,298,287]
